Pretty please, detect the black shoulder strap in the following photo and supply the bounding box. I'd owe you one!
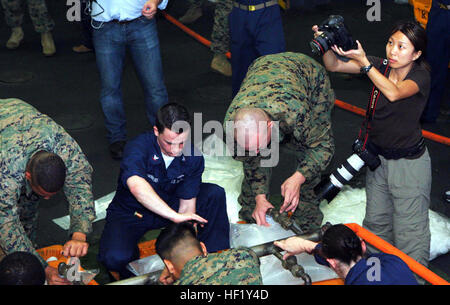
[358,59,390,149]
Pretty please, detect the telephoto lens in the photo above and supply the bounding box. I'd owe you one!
[314,154,365,202]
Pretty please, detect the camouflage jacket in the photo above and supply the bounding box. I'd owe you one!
[0,99,96,266]
[175,247,262,285]
[224,52,335,196]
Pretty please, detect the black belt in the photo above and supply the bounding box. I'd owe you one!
[110,18,138,24]
[233,0,278,11]
[367,138,426,160]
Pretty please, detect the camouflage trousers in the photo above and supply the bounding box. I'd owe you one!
[238,156,324,234]
[184,0,231,55]
[210,0,233,55]
[1,0,55,33]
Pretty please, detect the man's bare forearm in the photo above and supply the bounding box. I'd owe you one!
[127,175,178,221]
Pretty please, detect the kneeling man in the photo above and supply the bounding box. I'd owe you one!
[98,103,230,279]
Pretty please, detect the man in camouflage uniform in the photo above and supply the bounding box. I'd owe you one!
[1,0,56,56]
[179,0,233,76]
[210,0,233,76]
[224,52,335,233]
[0,98,96,284]
[156,222,262,285]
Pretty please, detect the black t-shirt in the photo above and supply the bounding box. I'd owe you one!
[367,56,430,149]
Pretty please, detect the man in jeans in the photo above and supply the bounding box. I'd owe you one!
[91,0,169,160]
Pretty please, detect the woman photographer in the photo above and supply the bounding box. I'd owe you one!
[312,21,431,272]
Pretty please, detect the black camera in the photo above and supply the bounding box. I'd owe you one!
[310,15,357,56]
[314,139,381,203]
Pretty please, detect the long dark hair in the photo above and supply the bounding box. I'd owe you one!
[389,20,430,71]
[320,224,363,265]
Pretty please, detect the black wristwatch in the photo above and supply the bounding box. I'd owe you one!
[360,64,373,74]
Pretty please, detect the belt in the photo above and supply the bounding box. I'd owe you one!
[233,0,278,11]
[110,17,138,24]
[368,138,425,160]
[438,2,450,9]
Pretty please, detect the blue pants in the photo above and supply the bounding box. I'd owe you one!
[98,183,230,279]
[229,1,286,97]
[92,17,168,144]
[421,1,450,122]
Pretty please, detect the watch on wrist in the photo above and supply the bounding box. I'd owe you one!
[360,63,373,74]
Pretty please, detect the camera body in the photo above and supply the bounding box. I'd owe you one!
[314,139,381,202]
[351,139,381,171]
[310,15,357,56]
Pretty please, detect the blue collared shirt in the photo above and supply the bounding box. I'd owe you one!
[92,0,169,22]
[111,131,204,214]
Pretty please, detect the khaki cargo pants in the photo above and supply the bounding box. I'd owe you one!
[363,148,432,268]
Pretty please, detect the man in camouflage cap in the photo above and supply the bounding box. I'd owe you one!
[224,52,335,233]
[156,222,262,285]
[0,98,96,285]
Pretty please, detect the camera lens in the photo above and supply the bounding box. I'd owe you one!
[314,154,365,202]
[309,40,323,55]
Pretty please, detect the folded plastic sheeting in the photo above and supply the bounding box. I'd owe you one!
[230,221,338,285]
[127,254,165,277]
[319,186,450,261]
[200,134,244,224]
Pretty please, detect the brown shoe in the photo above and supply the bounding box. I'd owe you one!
[179,5,203,24]
[41,32,56,56]
[211,54,232,77]
[72,44,93,53]
[6,27,24,49]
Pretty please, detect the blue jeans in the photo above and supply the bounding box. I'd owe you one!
[92,17,168,144]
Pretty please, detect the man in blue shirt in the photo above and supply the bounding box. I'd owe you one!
[275,224,418,285]
[91,0,169,160]
[98,103,230,279]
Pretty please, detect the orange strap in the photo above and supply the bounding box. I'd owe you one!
[161,12,231,59]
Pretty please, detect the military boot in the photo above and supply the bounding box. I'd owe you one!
[41,32,56,56]
[179,5,202,24]
[6,27,24,49]
[211,53,232,77]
